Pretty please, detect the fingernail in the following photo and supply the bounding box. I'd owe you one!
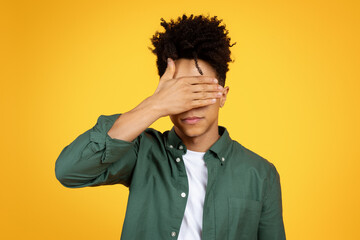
[214,78,218,83]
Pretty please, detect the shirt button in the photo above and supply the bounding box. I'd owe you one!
[176,157,181,162]
[181,192,186,198]
[221,157,225,162]
[178,145,183,150]
[169,145,173,148]
[171,231,176,237]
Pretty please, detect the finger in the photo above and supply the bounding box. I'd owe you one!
[192,91,223,100]
[160,58,176,81]
[186,76,218,85]
[190,83,223,93]
[191,98,217,108]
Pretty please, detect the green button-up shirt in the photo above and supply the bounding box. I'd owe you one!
[55,113,286,240]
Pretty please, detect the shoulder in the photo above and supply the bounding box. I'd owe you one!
[229,139,278,178]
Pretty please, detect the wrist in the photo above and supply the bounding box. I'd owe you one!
[133,96,164,121]
[146,95,167,118]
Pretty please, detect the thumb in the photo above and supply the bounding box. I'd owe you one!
[161,58,175,81]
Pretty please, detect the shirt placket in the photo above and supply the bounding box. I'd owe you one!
[167,143,189,239]
[201,153,220,240]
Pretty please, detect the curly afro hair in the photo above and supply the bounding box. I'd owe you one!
[148,13,236,87]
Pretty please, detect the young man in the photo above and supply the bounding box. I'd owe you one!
[55,14,286,240]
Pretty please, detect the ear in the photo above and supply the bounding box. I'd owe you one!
[219,86,230,108]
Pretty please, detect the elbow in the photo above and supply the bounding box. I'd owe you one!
[54,158,94,188]
[55,168,82,188]
[54,162,71,187]
[54,145,75,187]
[54,159,78,188]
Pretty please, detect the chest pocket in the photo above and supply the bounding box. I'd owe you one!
[228,197,262,240]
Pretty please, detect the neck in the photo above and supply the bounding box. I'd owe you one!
[174,121,220,152]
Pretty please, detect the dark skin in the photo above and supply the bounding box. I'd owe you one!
[168,58,229,152]
[107,58,229,152]
[162,58,229,152]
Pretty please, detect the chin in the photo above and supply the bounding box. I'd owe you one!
[177,124,206,138]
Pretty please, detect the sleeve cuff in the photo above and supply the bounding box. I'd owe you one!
[89,130,135,164]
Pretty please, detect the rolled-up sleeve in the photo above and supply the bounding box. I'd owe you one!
[258,163,286,240]
[55,113,140,188]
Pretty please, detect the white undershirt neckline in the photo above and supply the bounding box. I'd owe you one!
[178,149,208,240]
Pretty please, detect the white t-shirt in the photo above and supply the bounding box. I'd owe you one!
[178,149,208,240]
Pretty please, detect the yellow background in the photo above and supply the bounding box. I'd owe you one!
[1,0,359,239]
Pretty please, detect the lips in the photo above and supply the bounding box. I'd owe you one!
[181,116,203,125]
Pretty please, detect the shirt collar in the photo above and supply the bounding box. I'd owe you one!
[166,125,233,165]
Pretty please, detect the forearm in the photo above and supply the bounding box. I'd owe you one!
[107,96,163,142]
[55,114,137,188]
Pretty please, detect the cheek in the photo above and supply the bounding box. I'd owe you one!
[205,103,220,116]
[169,115,177,123]
[169,114,183,126]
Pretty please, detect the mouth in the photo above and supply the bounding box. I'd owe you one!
[181,116,204,125]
